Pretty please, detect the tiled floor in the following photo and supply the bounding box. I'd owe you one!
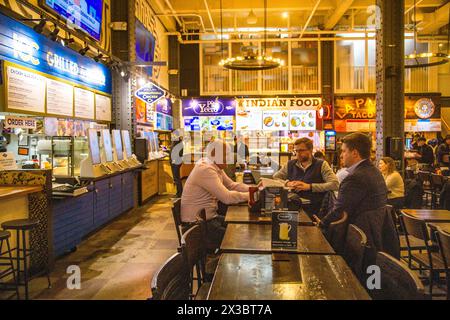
[26,195,178,300]
[0,194,447,300]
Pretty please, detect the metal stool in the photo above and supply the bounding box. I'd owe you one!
[0,230,19,299]
[1,219,40,300]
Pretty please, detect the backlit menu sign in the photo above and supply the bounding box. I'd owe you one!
[236,108,263,131]
[182,98,236,117]
[155,99,172,116]
[0,12,111,93]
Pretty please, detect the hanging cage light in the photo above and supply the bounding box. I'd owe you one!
[218,0,284,71]
[405,0,449,68]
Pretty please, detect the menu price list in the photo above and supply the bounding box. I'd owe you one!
[74,87,95,119]
[46,79,74,116]
[6,66,45,114]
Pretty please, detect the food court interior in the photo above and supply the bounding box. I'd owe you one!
[0,0,450,301]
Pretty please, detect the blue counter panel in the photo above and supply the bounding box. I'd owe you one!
[52,172,137,258]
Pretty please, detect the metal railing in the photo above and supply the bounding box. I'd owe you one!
[262,67,289,92]
[202,65,229,94]
[232,70,259,93]
[292,66,319,92]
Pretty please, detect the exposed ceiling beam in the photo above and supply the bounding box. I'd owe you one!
[299,0,322,38]
[420,2,450,34]
[203,0,217,34]
[324,0,354,30]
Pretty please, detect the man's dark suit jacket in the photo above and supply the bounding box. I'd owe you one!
[321,159,388,227]
[320,159,400,260]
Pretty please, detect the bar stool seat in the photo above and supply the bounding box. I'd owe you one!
[0,230,11,240]
[1,218,41,300]
[0,229,19,299]
[1,219,39,231]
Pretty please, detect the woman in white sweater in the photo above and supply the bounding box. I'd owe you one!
[378,157,405,209]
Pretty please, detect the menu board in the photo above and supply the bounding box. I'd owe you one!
[74,87,95,119]
[262,110,289,131]
[289,110,316,131]
[184,116,200,131]
[95,94,112,122]
[46,79,74,116]
[209,116,234,131]
[6,65,46,114]
[156,113,173,131]
[236,109,263,131]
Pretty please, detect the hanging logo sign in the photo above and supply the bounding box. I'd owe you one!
[0,12,111,94]
[135,82,165,105]
[413,98,435,119]
[4,116,37,129]
[182,98,236,116]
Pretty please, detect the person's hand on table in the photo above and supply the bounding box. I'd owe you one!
[292,181,312,191]
[312,215,321,227]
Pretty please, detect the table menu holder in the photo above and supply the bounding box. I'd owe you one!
[271,210,299,250]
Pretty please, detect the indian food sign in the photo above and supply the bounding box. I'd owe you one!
[236,98,322,109]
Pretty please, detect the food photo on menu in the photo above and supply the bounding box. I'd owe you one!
[262,110,289,130]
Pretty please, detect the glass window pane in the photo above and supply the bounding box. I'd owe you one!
[291,41,319,92]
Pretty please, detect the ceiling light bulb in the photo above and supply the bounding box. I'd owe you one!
[138,78,146,86]
[247,10,257,25]
[282,12,289,18]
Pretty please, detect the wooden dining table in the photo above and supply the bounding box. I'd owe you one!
[220,223,335,255]
[225,205,314,226]
[207,253,371,300]
[401,209,450,223]
[427,222,450,234]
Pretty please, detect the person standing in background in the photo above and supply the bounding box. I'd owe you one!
[437,135,450,168]
[170,131,184,198]
[416,137,435,168]
[378,157,405,210]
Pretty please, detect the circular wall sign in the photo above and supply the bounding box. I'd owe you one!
[414,98,435,119]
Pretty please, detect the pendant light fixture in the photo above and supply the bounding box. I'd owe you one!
[405,0,449,68]
[219,0,284,71]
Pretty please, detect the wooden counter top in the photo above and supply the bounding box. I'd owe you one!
[0,186,43,201]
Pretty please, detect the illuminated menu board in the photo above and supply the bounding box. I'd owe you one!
[262,110,289,131]
[289,110,316,131]
[236,108,263,131]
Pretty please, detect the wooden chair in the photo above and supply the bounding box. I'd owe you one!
[171,198,183,246]
[343,224,368,281]
[418,171,433,208]
[180,224,213,300]
[400,213,446,296]
[150,252,190,300]
[325,211,348,255]
[372,252,426,300]
[430,174,445,209]
[435,227,450,300]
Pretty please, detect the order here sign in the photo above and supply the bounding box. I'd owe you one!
[4,116,37,129]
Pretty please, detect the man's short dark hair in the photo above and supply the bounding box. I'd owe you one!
[342,133,371,159]
[294,138,313,150]
[418,137,426,142]
[314,151,325,159]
